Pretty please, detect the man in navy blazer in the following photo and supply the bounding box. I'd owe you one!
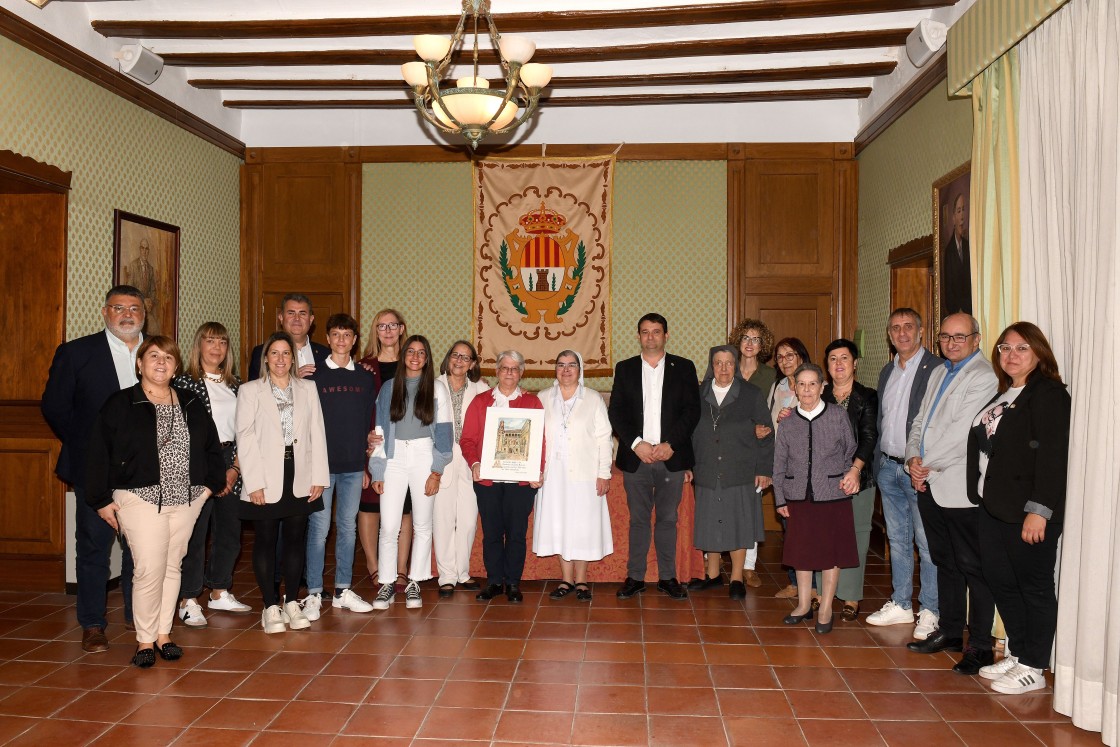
[866,308,945,640]
[608,313,700,600]
[246,293,330,381]
[41,285,143,653]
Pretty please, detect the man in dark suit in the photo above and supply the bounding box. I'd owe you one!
[608,313,700,600]
[942,193,972,315]
[866,308,944,640]
[246,293,330,380]
[41,285,144,653]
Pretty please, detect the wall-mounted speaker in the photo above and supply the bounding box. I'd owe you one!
[906,19,947,68]
[115,44,164,85]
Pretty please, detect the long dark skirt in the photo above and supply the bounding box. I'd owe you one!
[782,499,858,570]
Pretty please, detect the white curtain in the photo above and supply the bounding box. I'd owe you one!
[1019,0,1120,743]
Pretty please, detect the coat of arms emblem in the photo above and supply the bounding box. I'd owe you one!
[498,202,585,325]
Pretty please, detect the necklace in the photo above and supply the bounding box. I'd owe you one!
[709,401,723,433]
[560,392,577,432]
[203,370,223,383]
[144,387,172,403]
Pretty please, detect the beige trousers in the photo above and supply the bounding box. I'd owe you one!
[114,489,206,644]
[433,447,479,586]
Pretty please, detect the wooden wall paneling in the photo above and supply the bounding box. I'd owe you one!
[835,158,860,337]
[742,293,834,362]
[240,163,263,371]
[743,159,835,278]
[726,156,747,337]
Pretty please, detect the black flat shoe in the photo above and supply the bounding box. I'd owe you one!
[952,646,994,675]
[815,615,834,634]
[575,584,592,602]
[131,647,156,668]
[656,578,688,600]
[157,642,183,661]
[728,580,746,600]
[907,631,964,654]
[783,610,813,625]
[549,582,575,600]
[505,584,523,603]
[616,577,646,599]
[687,575,723,591]
[439,584,455,599]
[476,584,503,601]
[458,580,481,591]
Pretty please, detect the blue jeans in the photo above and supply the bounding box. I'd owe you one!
[305,471,363,594]
[876,454,938,614]
[74,487,134,630]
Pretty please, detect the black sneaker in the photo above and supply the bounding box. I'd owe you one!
[952,646,994,675]
[656,578,688,600]
[616,577,646,599]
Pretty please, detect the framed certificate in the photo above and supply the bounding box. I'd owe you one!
[478,407,545,483]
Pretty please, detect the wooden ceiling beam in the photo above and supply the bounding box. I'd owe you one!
[223,87,871,109]
[190,61,897,90]
[163,29,910,67]
[94,1,952,39]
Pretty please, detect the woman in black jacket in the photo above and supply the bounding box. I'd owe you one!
[967,322,1070,695]
[816,339,878,621]
[86,336,225,668]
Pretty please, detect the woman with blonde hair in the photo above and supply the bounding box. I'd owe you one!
[174,322,252,628]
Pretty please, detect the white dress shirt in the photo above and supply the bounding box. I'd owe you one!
[638,353,666,446]
[880,347,927,458]
[105,329,141,389]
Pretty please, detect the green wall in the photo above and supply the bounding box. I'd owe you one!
[361,160,727,390]
[0,36,242,355]
[856,85,973,381]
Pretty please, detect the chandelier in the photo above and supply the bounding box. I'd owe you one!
[401,0,552,149]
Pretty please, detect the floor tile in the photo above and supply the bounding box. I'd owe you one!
[648,714,730,746]
[570,712,648,746]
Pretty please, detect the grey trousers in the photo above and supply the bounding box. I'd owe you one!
[623,461,686,580]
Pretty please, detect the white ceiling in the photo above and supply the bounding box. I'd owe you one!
[3,0,977,149]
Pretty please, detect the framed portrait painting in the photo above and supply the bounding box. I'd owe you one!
[113,210,180,338]
[932,162,972,325]
[478,407,545,483]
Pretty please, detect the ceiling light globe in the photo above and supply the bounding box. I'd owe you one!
[401,61,429,89]
[519,63,552,90]
[498,35,536,65]
[413,34,451,62]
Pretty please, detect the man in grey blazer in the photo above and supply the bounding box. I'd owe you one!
[866,309,943,640]
[903,312,998,675]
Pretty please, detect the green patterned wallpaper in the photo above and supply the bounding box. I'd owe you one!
[0,37,242,360]
[361,160,727,390]
[856,86,973,382]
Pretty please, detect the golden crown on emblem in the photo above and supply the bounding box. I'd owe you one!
[519,202,566,235]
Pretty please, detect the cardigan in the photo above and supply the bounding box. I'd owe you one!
[367,376,454,481]
[824,381,879,491]
[84,383,226,511]
[691,378,774,489]
[539,384,613,483]
[460,388,545,486]
[172,373,242,496]
[772,402,856,507]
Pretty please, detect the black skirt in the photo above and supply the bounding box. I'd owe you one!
[782,499,858,571]
[238,449,323,521]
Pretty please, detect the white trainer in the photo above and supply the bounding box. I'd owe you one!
[301,593,322,621]
[404,581,422,609]
[207,590,251,613]
[980,654,1020,681]
[913,609,939,640]
[866,601,915,627]
[261,605,286,634]
[372,583,395,610]
[333,588,374,613]
[177,599,207,628]
[991,663,1046,694]
[282,600,311,630]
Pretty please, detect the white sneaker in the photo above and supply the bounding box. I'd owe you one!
[177,599,208,628]
[261,605,286,634]
[372,583,395,610]
[866,601,915,627]
[207,591,251,613]
[980,654,1020,681]
[913,609,939,640]
[404,581,422,609]
[301,593,322,621]
[991,663,1046,694]
[333,588,374,613]
[282,600,311,630]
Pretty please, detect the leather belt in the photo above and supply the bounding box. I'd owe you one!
[881,452,904,464]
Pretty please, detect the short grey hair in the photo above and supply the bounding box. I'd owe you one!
[496,349,525,373]
[793,363,825,385]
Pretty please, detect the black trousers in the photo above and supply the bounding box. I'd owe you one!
[978,507,1061,669]
[474,482,535,587]
[179,491,243,599]
[253,515,308,608]
[917,486,995,651]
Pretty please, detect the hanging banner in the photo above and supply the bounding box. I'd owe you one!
[474,156,613,376]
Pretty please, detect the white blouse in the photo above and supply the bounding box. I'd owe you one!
[205,379,238,442]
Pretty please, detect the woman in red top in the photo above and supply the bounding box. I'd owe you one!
[460,350,544,604]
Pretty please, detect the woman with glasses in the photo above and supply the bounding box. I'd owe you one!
[433,341,491,597]
[460,350,544,603]
[368,335,453,610]
[357,309,412,594]
[966,323,1070,694]
[533,350,613,602]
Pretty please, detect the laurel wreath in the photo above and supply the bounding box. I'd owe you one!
[498,240,527,315]
[557,241,586,317]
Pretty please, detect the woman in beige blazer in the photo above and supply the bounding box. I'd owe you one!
[236,332,329,634]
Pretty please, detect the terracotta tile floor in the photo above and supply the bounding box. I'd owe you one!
[0,533,1100,746]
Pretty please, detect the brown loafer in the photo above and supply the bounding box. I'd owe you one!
[841,602,860,622]
[774,584,798,599]
[82,627,110,654]
[744,570,762,588]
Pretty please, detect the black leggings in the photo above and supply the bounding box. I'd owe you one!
[253,515,308,608]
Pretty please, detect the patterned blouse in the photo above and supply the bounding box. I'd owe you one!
[272,380,295,446]
[132,403,206,508]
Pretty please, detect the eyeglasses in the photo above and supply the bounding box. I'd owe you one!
[775,352,799,362]
[106,304,143,314]
[449,352,473,362]
[377,322,402,331]
[498,366,521,375]
[996,343,1032,355]
[556,362,579,370]
[713,360,735,368]
[741,336,762,345]
[937,333,978,344]
[404,348,427,358]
